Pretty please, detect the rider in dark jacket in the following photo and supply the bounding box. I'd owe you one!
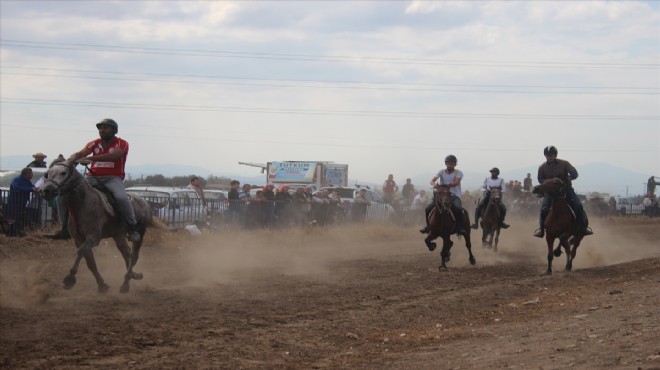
[533,146,593,238]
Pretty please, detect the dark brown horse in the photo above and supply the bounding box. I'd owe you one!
[479,187,503,251]
[41,160,168,293]
[532,178,584,275]
[423,185,476,271]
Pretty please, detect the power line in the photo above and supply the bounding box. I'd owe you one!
[2,97,658,120]
[2,39,658,70]
[2,66,658,95]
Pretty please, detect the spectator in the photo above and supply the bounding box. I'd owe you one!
[5,168,38,237]
[239,184,252,200]
[274,185,293,225]
[26,152,48,168]
[643,193,657,217]
[382,174,398,204]
[352,188,371,222]
[401,178,415,203]
[187,176,207,212]
[227,180,241,224]
[291,187,311,225]
[412,190,429,210]
[263,184,276,226]
[523,173,533,192]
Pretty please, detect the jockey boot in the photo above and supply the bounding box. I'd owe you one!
[583,227,594,236]
[533,228,545,238]
[419,225,429,234]
[127,224,141,242]
[499,205,509,228]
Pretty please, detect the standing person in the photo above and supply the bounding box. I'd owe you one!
[26,152,48,168]
[401,178,415,204]
[471,167,510,229]
[239,184,252,200]
[382,174,398,205]
[412,190,429,210]
[67,118,141,242]
[533,146,593,238]
[4,168,38,237]
[187,176,207,213]
[188,176,205,201]
[352,188,371,222]
[419,154,466,236]
[523,173,533,192]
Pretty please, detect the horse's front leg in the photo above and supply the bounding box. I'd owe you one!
[463,229,476,265]
[438,236,453,271]
[81,247,110,294]
[481,228,489,248]
[63,238,92,290]
[545,237,555,275]
[493,227,500,253]
[425,231,438,252]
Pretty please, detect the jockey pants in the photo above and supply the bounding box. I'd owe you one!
[85,176,138,226]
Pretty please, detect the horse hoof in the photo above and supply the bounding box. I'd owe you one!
[63,275,76,289]
[119,284,129,294]
[131,272,144,280]
[98,283,110,294]
[553,249,562,257]
[438,265,448,272]
[470,258,476,265]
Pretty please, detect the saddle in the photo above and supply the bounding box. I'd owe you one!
[90,185,134,218]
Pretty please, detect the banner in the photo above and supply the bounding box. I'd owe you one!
[268,162,318,183]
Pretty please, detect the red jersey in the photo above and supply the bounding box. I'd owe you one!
[85,137,129,180]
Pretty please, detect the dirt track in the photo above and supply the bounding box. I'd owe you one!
[1,217,660,369]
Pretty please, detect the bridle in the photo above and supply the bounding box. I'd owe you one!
[44,162,83,196]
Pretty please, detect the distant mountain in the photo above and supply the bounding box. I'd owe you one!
[1,155,651,196]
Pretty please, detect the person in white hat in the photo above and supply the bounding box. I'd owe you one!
[26,152,48,168]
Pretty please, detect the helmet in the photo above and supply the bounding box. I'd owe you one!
[96,118,118,134]
[489,167,500,175]
[543,146,558,156]
[444,154,457,163]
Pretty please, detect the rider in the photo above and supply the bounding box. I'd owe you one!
[419,154,467,236]
[471,167,510,230]
[67,118,141,242]
[533,145,593,238]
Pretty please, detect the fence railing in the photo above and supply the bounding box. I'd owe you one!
[1,189,651,236]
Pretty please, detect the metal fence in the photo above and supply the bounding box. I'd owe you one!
[1,189,653,236]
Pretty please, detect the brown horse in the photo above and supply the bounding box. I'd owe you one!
[41,160,167,293]
[423,185,476,271]
[479,187,503,251]
[532,178,584,275]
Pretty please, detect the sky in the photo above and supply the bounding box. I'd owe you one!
[1,1,659,186]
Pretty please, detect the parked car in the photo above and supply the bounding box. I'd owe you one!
[203,189,228,213]
[319,186,396,222]
[126,186,205,228]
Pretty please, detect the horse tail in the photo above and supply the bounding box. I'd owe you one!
[149,216,170,230]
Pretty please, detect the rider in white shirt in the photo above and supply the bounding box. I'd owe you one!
[471,167,510,230]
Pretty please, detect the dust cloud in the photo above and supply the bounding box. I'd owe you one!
[154,217,660,288]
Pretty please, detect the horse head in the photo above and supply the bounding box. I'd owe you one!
[41,160,81,201]
[489,186,503,203]
[532,178,565,198]
[433,184,452,211]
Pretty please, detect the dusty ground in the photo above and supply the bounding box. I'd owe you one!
[1,216,659,369]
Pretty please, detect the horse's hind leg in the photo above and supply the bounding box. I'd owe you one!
[464,231,476,265]
[114,236,142,294]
